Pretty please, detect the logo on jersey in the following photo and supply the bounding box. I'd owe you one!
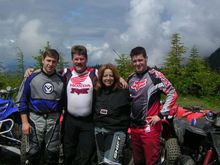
[131,80,147,91]
[70,72,91,94]
[43,82,54,94]
[71,88,89,95]
[71,72,89,85]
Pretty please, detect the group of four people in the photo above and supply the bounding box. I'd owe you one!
[19,45,177,165]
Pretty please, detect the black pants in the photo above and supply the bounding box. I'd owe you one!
[63,113,97,165]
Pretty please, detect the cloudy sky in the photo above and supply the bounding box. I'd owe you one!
[0,0,220,70]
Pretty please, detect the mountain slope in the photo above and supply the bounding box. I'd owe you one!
[208,47,220,71]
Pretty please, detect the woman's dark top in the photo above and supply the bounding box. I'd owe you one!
[93,88,131,131]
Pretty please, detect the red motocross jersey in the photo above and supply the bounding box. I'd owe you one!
[128,67,178,127]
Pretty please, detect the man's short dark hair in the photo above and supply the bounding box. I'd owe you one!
[130,46,147,58]
[71,45,87,59]
[43,49,60,61]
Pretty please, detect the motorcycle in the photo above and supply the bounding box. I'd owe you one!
[0,86,27,164]
[173,106,220,165]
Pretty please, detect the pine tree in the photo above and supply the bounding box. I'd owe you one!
[16,47,25,78]
[184,46,205,95]
[162,33,186,91]
[184,46,220,96]
[32,41,69,70]
[56,52,70,71]
[33,41,51,69]
[163,33,186,75]
[0,61,5,73]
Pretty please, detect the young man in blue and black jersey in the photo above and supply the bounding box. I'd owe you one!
[19,49,65,165]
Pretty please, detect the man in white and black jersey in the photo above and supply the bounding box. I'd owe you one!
[62,45,97,165]
[62,45,129,165]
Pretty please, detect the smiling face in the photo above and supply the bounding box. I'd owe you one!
[131,54,147,73]
[102,69,115,87]
[42,56,58,75]
[72,54,87,73]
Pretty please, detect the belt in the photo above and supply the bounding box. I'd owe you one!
[31,111,60,119]
[130,123,146,128]
[67,112,92,121]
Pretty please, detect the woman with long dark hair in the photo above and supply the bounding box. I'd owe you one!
[93,64,131,165]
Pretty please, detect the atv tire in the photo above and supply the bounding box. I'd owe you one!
[165,138,181,165]
[20,134,27,165]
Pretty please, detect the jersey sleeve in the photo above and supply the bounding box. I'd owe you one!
[155,70,178,118]
[19,77,32,114]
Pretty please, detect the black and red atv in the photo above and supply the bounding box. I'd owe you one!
[172,106,220,165]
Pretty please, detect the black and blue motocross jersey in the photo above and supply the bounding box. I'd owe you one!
[19,69,65,114]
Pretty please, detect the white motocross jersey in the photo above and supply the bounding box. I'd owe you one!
[66,67,97,117]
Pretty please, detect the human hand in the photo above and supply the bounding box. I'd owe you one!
[22,122,31,135]
[24,68,34,79]
[146,115,161,125]
[119,77,128,89]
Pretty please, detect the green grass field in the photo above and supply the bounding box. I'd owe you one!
[176,95,220,112]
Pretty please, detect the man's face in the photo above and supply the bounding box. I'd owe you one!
[131,54,147,73]
[72,54,87,73]
[42,56,58,75]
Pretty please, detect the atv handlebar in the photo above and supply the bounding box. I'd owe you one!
[0,87,18,99]
[0,118,14,135]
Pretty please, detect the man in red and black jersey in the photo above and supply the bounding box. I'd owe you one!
[128,46,178,165]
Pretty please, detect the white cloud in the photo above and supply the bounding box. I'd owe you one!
[87,43,116,65]
[17,19,51,57]
[0,0,220,70]
[105,0,220,67]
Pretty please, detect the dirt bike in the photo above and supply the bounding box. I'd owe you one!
[0,86,27,164]
[173,106,220,165]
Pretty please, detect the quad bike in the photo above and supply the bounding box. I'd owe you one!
[0,86,27,164]
[173,106,220,165]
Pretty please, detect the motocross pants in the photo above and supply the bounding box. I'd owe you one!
[94,127,126,165]
[27,112,61,165]
[130,123,161,165]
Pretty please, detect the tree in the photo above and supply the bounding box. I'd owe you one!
[16,47,25,78]
[187,46,220,96]
[183,46,206,95]
[33,41,51,69]
[0,61,4,73]
[115,54,133,79]
[163,33,186,74]
[162,33,186,91]
[32,41,69,70]
[56,52,70,70]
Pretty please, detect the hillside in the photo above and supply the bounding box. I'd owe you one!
[208,47,220,71]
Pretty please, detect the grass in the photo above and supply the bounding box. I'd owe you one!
[176,95,220,112]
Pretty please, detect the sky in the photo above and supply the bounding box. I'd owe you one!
[0,0,220,70]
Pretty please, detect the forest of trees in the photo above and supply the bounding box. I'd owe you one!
[1,33,220,99]
[115,33,220,98]
[0,41,69,88]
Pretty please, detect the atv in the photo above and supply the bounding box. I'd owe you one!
[173,106,220,165]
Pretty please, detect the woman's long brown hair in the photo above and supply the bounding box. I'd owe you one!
[95,63,121,91]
